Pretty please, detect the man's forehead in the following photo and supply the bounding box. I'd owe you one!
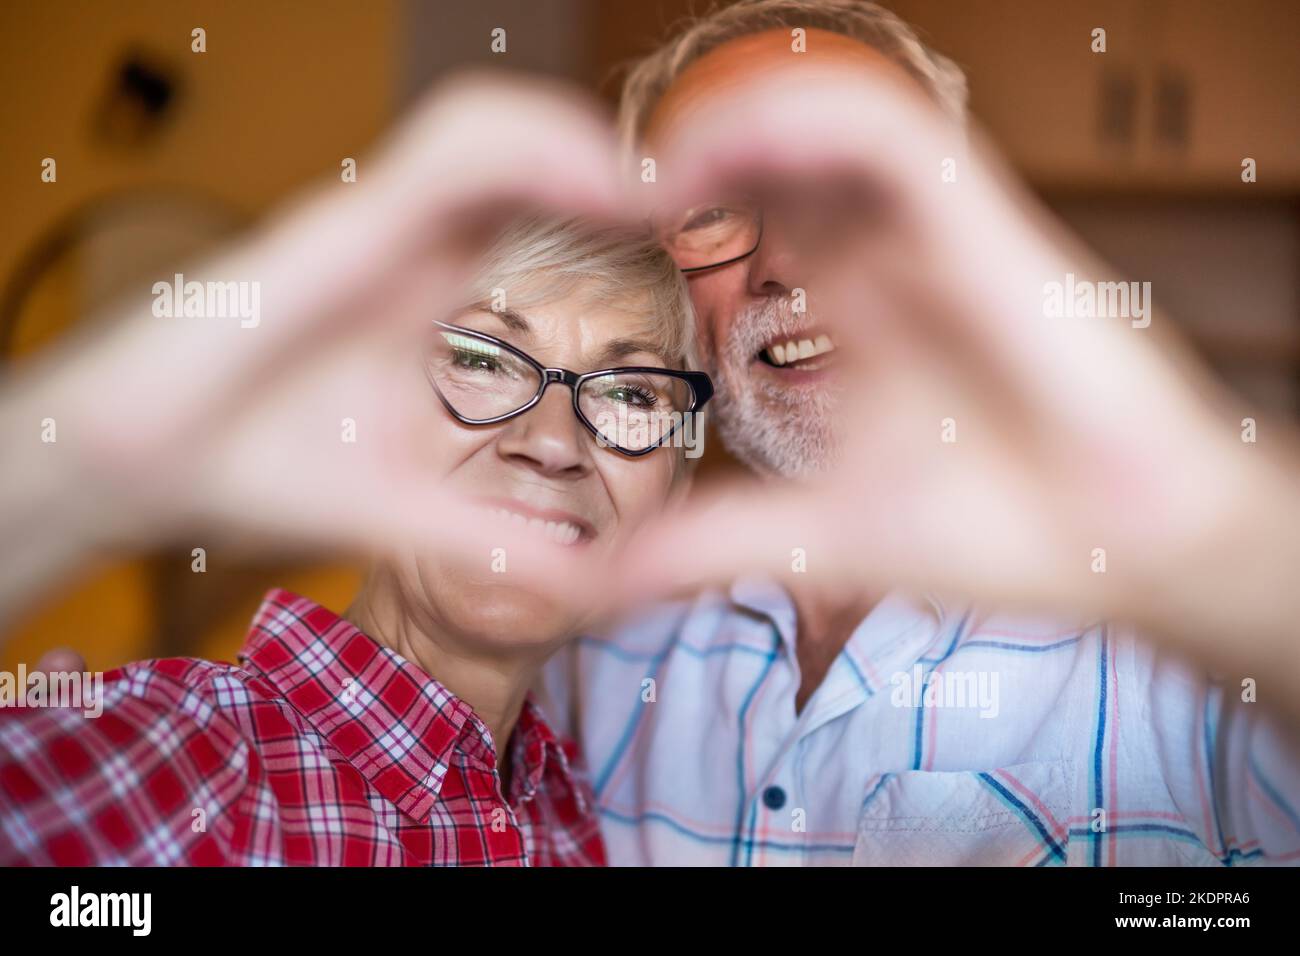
[644,26,916,146]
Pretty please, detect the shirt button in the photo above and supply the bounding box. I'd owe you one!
[762,785,786,810]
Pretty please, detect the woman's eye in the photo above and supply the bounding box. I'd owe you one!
[451,348,500,373]
[606,385,658,407]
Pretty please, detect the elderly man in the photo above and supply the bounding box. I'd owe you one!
[536,0,1300,866]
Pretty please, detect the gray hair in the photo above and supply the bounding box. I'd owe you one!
[464,216,697,371]
[617,0,968,148]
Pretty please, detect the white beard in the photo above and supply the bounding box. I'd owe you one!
[704,297,842,478]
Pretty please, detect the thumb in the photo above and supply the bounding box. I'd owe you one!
[34,648,88,674]
[590,482,837,612]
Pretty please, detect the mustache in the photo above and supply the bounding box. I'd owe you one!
[724,297,822,365]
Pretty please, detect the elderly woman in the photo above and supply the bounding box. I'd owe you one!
[0,216,710,866]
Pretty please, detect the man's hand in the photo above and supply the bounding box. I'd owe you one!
[601,65,1300,683]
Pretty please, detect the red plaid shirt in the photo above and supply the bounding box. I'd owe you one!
[0,589,605,866]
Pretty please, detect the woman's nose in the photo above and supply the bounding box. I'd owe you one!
[495,386,591,478]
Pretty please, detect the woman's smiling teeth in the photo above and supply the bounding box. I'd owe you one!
[492,508,583,546]
[761,333,836,368]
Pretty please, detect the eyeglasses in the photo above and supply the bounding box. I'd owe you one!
[656,199,763,273]
[425,321,714,457]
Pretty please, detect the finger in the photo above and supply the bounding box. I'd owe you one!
[34,648,89,674]
[568,482,851,613]
[200,73,627,342]
[640,61,1088,405]
[653,67,1202,475]
[73,73,628,433]
[372,72,626,228]
[189,474,598,605]
[639,64,960,223]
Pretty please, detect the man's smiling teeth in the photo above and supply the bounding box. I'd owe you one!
[763,334,835,366]
[492,508,582,545]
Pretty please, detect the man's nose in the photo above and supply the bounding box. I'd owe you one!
[495,385,591,478]
[744,213,805,299]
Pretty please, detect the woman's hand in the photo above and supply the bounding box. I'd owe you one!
[0,74,625,627]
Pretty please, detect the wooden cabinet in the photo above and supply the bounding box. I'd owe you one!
[888,0,1300,192]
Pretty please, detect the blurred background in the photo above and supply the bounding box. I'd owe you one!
[2,0,1297,672]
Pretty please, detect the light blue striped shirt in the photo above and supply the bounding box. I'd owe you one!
[539,579,1300,865]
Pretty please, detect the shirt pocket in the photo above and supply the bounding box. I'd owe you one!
[852,761,1073,866]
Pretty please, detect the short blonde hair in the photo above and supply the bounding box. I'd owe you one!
[617,0,968,149]
[464,216,697,371]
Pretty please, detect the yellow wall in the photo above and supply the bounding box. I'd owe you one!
[1,0,394,670]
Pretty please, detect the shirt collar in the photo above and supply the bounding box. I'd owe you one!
[726,576,950,695]
[508,697,577,807]
[238,589,581,821]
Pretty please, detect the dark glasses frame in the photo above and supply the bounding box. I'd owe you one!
[426,320,714,457]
